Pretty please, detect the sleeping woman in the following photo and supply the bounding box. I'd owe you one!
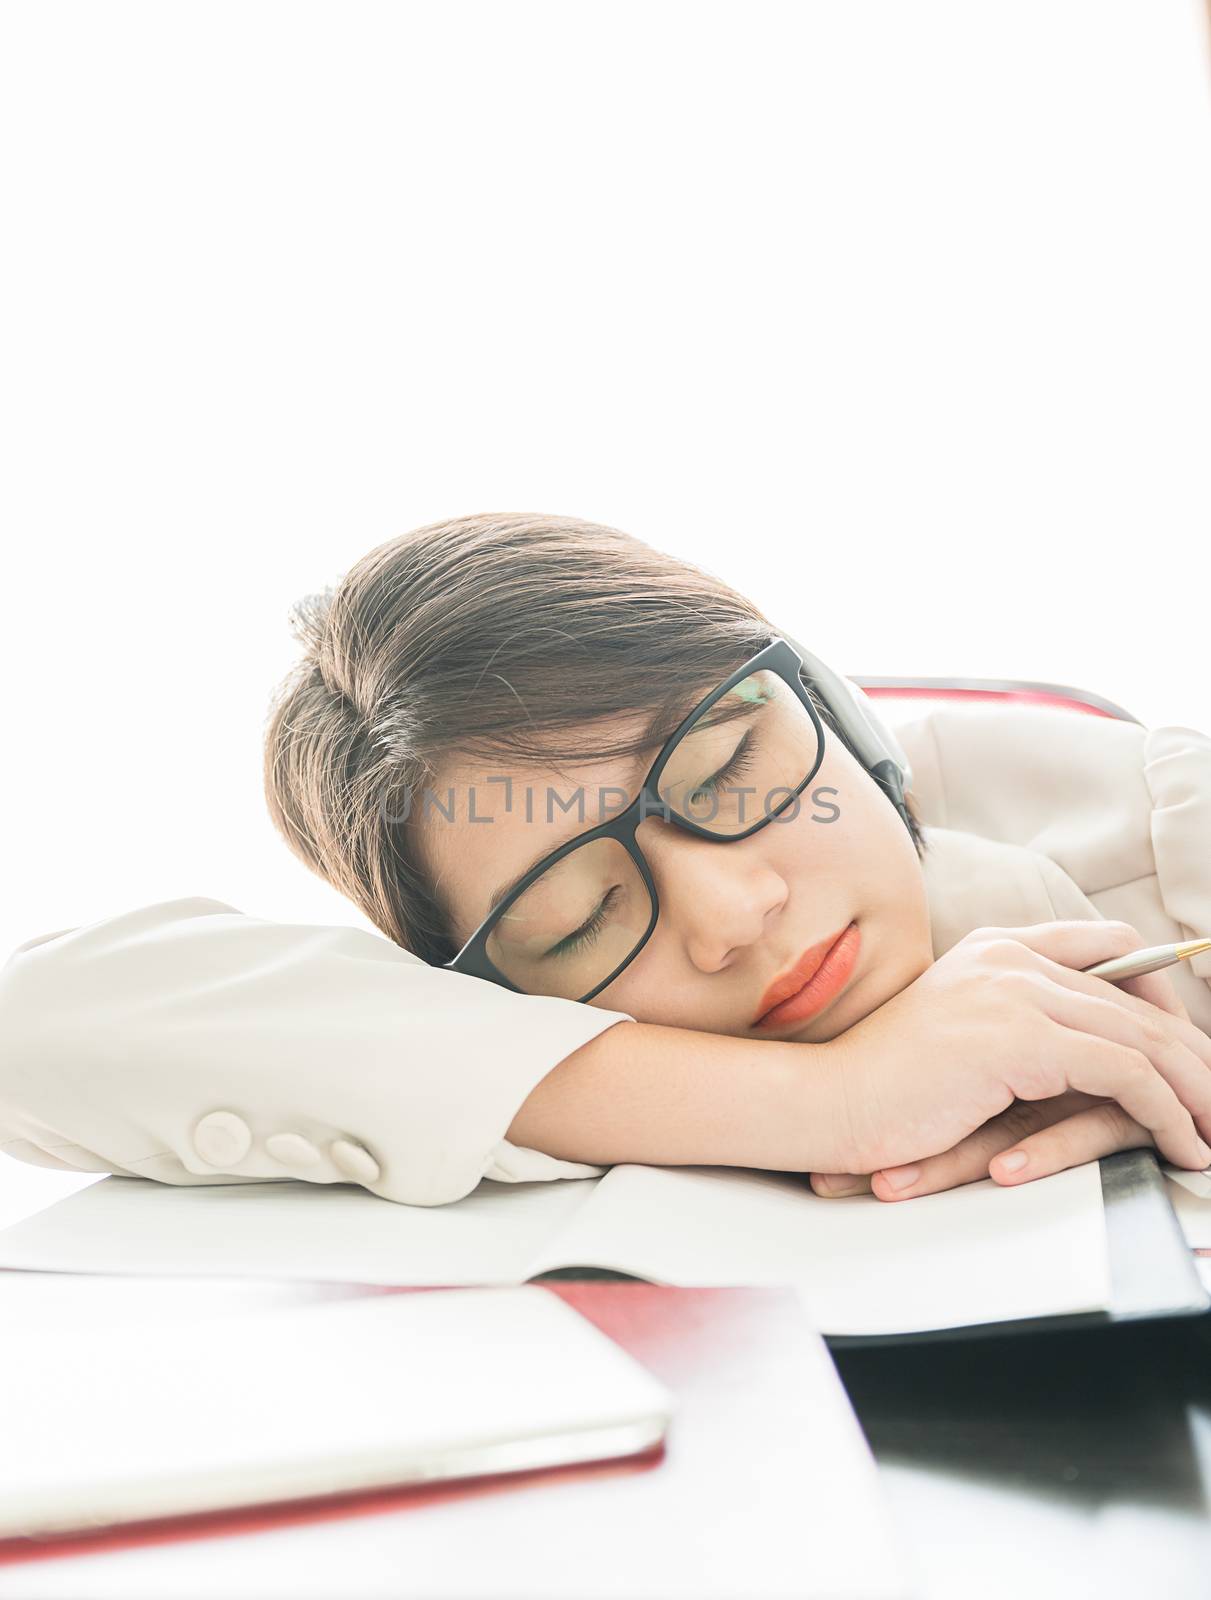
[258,511,1211,1202]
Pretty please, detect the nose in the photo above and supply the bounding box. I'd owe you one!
[638,818,789,973]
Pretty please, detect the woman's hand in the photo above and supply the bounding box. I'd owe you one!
[810,920,1211,1198]
[811,1089,1146,1199]
[812,948,1206,1200]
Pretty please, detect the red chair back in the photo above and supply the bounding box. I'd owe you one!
[849,676,1139,724]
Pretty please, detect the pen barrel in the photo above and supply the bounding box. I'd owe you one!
[1082,949,1174,982]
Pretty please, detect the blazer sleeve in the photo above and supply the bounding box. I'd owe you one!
[0,897,637,1208]
[1143,724,1211,1008]
[897,702,1211,1031]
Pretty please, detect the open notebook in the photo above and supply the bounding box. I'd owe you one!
[0,1149,1203,1345]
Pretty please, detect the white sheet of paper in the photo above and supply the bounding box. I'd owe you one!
[0,1168,598,1283]
[1163,1162,1211,1203]
[1165,1174,1211,1247]
[0,1157,1110,1337]
[529,1161,1111,1336]
[0,1158,105,1229]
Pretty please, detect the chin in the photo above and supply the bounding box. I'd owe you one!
[794,991,863,1042]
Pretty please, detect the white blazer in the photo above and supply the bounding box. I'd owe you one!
[3,701,1210,1207]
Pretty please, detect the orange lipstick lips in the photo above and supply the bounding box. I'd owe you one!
[752,921,861,1031]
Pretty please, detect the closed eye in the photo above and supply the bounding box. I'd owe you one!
[546,883,623,960]
[688,728,756,803]
[546,728,759,957]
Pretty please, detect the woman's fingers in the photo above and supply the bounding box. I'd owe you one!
[810,1171,872,1197]
[1035,983,1211,1162]
[813,1091,1101,1199]
[866,1092,1100,1202]
[1055,958,1202,1040]
[1116,968,1192,1024]
[829,1092,1159,1203]
[810,922,1210,1199]
[986,1103,1153,1186]
[996,919,1198,1030]
[988,921,1146,968]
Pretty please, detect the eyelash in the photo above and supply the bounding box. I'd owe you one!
[549,884,621,959]
[688,728,756,803]
[547,728,759,961]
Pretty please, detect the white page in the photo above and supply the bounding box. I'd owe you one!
[0,1284,674,1538]
[0,1156,1109,1337]
[0,1169,601,1284]
[530,1161,1111,1336]
[1165,1175,1211,1248]
[0,1157,105,1229]
[1162,1161,1211,1202]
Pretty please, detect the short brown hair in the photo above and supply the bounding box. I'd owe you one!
[263,512,925,964]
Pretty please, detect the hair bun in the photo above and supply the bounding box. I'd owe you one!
[286,587,337,655]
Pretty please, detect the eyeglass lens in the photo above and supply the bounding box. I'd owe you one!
[484,667,821,1000]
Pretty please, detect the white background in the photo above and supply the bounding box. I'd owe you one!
[2,0,1209,964]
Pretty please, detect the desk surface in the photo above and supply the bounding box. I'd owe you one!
[5,1166,1211,1599]
[834,1312,1211,1600]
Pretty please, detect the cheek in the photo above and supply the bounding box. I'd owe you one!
[772,783,854,876]
[807,770,903,874]
[588,948,670,1019]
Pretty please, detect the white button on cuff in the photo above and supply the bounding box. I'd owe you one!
[193,1111,252,1167]
[330,1139,381,1185]
[265,1132,322,1169]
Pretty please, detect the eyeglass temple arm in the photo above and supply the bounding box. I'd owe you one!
[777,628,913,814]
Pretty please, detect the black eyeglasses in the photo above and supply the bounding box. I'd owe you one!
[441,636,827,1003]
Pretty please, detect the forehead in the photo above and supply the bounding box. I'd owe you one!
[412,721,658,945]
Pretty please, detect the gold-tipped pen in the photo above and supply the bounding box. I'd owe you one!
[1176,938,1211,962]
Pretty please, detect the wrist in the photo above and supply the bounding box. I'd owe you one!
[775,1036,861,1174]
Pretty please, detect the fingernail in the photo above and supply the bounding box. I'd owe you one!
[882,1164,920,1192]
[996,1150,1029,1174]
[816,1175,864,1196]
[1198,1140,1211,1167]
